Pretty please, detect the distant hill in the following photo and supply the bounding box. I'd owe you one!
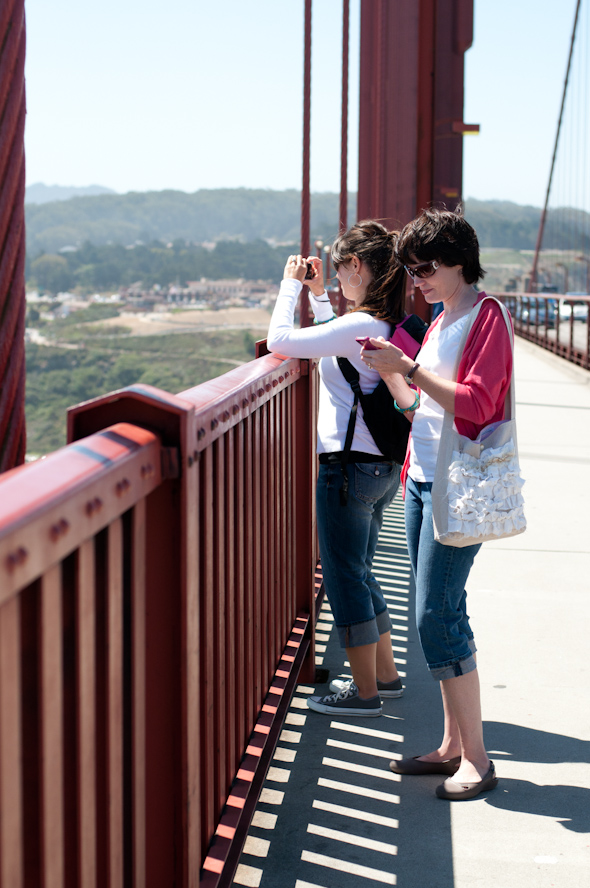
[24,187,554,255]
[463,199,542,250]
[25,183,117,205]
[25,188,355,255]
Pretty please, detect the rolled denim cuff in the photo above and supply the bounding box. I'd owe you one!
[429,653,477,682]
[337,617,380,649]
[376,608,392,636]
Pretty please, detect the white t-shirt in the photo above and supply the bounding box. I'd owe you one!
[267,279,391,455]
[409,314,469,482]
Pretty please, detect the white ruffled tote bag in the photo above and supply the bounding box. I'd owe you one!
[432,297,527,548]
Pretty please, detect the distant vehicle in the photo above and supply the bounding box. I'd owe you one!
[514,296,556,328]
[558,293,588,322]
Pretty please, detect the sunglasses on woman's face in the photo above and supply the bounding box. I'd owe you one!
[404,260,440,280]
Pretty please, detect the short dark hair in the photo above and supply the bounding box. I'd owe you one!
[395,208,485,285]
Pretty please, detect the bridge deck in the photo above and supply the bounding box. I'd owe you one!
[232,338,590,888]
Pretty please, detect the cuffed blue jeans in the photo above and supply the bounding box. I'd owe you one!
[316,461,400,648]
[405,475,481,680]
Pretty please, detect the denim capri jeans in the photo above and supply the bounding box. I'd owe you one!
[316,460,400,648]
[405,475,481,680]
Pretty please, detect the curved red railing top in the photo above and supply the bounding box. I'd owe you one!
[0,0,27,472]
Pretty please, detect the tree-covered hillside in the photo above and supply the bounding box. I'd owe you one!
[28,239,294,292]
[26,188,565,257]
[25,189,357,255]
[463,199,542,249]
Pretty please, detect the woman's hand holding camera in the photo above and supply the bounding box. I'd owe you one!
[284,255,325,297]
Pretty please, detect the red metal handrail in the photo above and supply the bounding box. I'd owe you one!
[0,353,320,887]
[493,291,590,370]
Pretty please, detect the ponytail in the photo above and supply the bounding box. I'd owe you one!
[330,220,406,323]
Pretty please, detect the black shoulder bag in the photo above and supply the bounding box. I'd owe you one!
[336,314,428,504]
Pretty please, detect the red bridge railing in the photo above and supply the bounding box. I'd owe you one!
[493,292,590,370]
[0,351,320,888]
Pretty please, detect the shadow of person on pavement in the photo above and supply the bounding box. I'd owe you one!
[484,720,590,765]
[481,721,590,833]
[483,778,590,833]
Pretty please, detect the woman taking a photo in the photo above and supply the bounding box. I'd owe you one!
[267,221,409,718]
[362,208,511,799]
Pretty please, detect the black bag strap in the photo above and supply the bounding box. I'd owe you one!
[336,356,363,506]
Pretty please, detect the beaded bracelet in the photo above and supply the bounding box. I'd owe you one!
[394,391,420,413]
[313,314,337,325]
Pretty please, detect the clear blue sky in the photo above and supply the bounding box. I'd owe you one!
[24,0,581,208]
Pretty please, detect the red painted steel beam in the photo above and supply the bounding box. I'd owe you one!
[300,0,313,327]
[357,0,474,320]
[0,0,27,472]
[0,594,24,886]
[339,0,350,233]
[358,0,473,223]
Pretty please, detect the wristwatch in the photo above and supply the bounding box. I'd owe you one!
[404,362,420,385]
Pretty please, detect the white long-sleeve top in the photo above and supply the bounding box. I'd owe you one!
[267,278,391,455]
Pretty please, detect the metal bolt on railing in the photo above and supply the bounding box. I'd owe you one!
[49,518,70,541]
[5,546,28,572]
[85,497,103,516]
[115,478,131,496]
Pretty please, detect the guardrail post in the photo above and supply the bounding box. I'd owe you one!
[68,386,200,887]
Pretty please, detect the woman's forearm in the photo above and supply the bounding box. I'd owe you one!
[381,373,418,418]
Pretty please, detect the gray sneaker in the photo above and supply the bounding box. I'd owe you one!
[329,677,403,699]
[307,683,382,716]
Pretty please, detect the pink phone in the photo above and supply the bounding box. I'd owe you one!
[356,336,379,350]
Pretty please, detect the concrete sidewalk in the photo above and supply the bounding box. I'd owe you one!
[232,339,590,888]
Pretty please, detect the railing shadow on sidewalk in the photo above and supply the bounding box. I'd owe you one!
[233,492,457,888]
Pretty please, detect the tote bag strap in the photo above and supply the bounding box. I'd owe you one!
[443,295,515,436]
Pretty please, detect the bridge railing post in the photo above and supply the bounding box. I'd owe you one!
[68,387,200,888]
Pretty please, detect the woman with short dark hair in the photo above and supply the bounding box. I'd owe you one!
[363,208,511,800]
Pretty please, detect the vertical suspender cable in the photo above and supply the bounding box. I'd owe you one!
[339,0,350,233]
[0,0,27,472]
[337,0,350,316]
[300,0,312,327]
[529,0,582,292]
[373,0,385,216]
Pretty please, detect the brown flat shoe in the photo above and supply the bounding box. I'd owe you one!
[389,755,461,776]
[435,761,498,800]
